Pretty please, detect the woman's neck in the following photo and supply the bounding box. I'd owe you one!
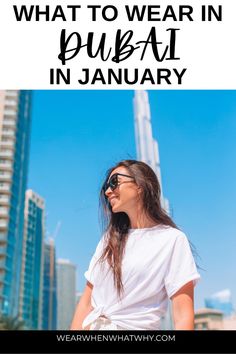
[128,209,157,229]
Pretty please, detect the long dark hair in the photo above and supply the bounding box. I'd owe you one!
[99,160,179,296]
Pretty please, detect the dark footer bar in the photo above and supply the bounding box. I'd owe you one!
[0,330,235,353]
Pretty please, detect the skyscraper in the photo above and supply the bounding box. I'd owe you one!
[19,190,45,329]
[133,90,173,329]
[0,90,32,317]
[57,259,76,330]
[42,239,57,330]
[133,90,169,213]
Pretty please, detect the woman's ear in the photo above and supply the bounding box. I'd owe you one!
[137,186,142,195]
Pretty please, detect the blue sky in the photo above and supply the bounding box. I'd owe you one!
[28,90,236,310]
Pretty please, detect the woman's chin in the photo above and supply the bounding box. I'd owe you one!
[112,206,119,213]
[111,204,121,213]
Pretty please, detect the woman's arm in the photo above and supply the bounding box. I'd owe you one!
[70,281,94,330]
[171,280,195,330]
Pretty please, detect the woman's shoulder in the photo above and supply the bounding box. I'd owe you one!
[157,224,181,234]
[158,225,188,242]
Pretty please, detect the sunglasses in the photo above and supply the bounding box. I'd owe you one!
[104,173,135,192]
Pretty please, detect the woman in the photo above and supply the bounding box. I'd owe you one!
[71,160,200,330]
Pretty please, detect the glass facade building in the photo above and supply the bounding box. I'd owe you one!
[0,90,32,317]
[19,190,45,329]
[42,239,57,329]
[57,259,76,330]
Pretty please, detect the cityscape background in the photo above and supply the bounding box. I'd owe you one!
[0,90,235,329]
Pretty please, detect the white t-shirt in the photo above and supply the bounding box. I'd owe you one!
[83,225,200,330]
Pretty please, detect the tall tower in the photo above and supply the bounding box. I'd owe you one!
[19,190,45,329]
[0,90,32,317]
[42,239,57,330]
[57,259,76,329]
[133,90,169,213]
[133,90,173,329]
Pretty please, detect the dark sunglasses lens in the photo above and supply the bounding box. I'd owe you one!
[109,175,118,190]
